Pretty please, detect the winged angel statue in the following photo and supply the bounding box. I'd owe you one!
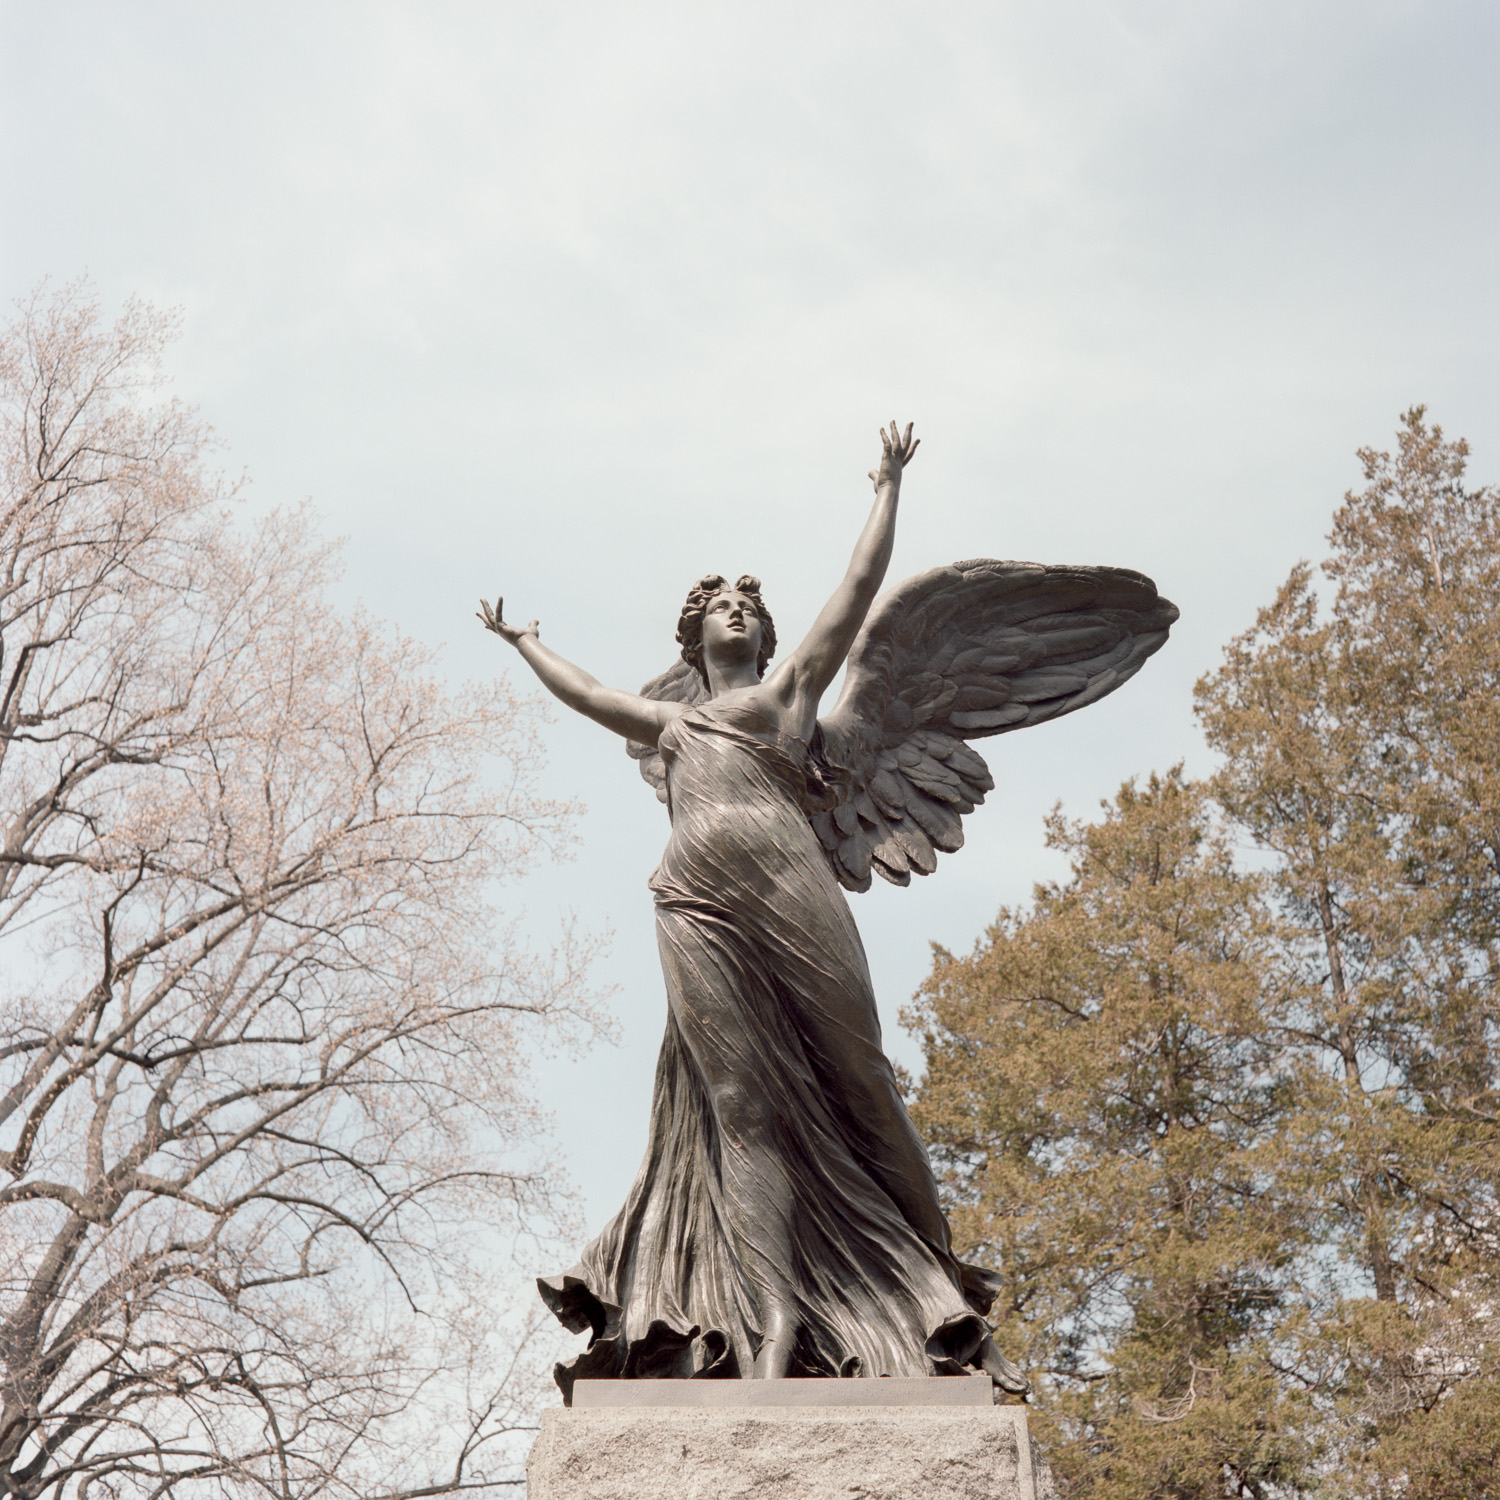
[480,423,1176,1400]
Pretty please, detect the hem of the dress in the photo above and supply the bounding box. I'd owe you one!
[539,1272,998,1405]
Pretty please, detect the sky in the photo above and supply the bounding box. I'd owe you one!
[4,0,1498,1297]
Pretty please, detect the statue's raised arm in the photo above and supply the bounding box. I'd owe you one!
[477,594,681,747]
[623,420,922,794]
[767,420,919,733]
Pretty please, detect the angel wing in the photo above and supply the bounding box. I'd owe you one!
[810,559,1179,892]
[625,657,706,802]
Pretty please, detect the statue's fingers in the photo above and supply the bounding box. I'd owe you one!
[906,435,920,460]
[903,421,914,449]
[527,619,540,633]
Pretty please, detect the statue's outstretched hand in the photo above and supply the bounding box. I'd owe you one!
[868,419,920,490]
[476,595,539,647]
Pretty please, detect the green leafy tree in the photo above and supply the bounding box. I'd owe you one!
[912,411,1500,1497]
[907,770,1308,1498]
[1196,410,1500,1497]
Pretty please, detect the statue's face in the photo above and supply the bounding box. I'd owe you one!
[701,589,762,672]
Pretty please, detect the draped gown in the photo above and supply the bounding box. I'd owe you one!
[539,697,1000,1398]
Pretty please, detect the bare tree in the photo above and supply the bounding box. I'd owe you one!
[0,284,594,1499]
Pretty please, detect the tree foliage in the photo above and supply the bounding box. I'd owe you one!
[908,410,1500,1498]
[909,771,1306,1497]
[0,285,596,1499]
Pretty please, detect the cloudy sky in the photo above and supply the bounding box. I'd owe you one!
[4,0,1497,1273]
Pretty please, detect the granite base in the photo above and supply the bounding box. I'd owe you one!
[527,1380,1054,1500]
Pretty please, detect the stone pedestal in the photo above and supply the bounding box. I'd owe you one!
[527,1378,1055,1500]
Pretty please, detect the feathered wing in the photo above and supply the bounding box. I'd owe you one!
[811,560,1179,892]
[625,658,707,802]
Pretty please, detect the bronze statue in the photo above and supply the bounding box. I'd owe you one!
[480,423,1176,1399]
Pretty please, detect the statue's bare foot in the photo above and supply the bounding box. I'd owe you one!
[975,1334,1029,1395]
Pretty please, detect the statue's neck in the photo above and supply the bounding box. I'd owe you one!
[705,661,762,697]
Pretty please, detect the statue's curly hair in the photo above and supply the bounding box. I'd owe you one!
[676,574,777,687]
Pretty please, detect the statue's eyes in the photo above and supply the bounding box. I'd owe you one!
[709,596,754,616]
